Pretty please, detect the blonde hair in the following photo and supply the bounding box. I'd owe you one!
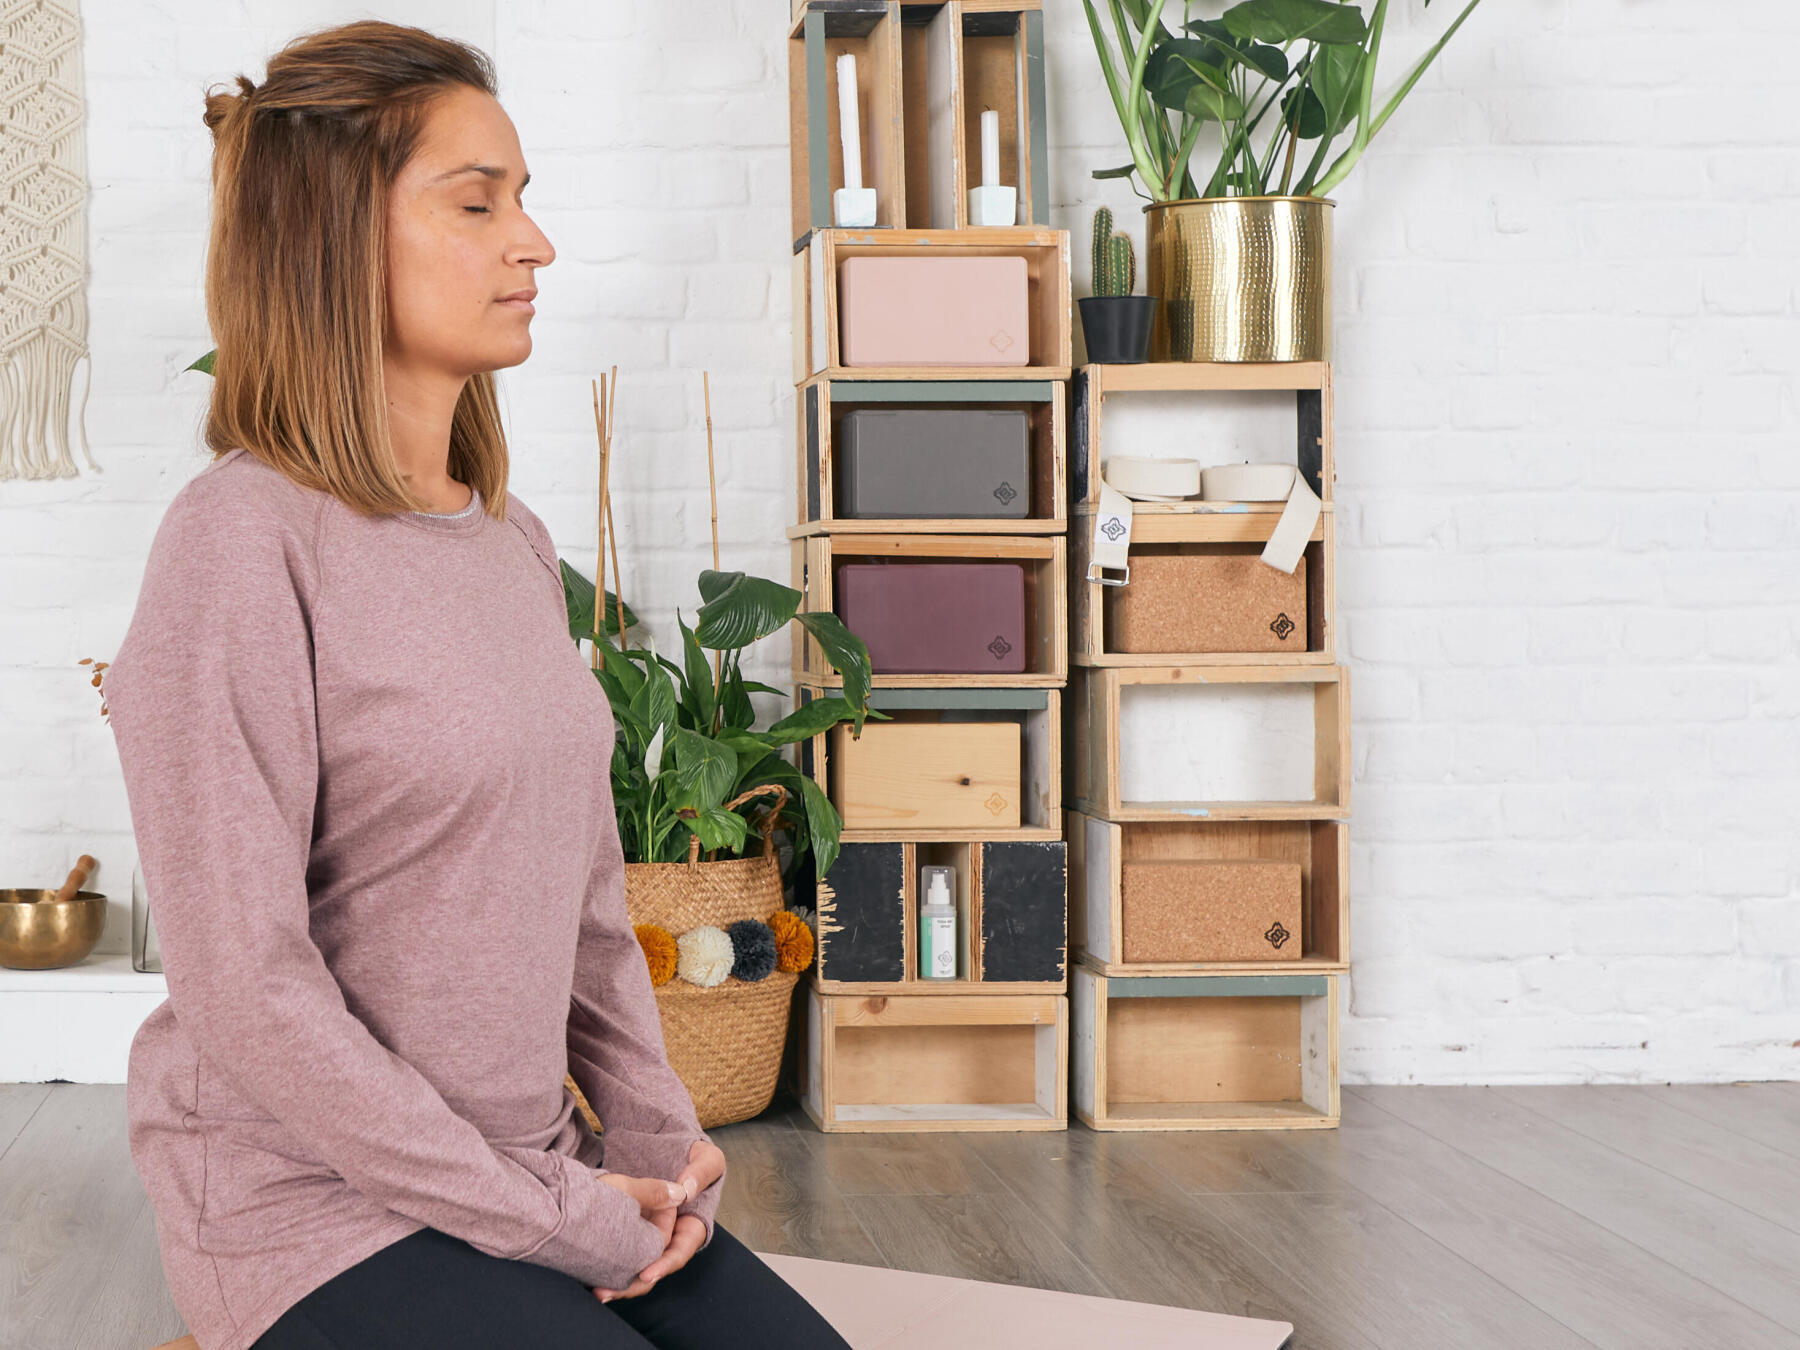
[200,20,510,520]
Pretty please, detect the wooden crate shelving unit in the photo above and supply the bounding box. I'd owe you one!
[1071,966,1338,1131]
[786,0,1070,1131]
[788,0,1049,242]
[1064,356,1350,1131]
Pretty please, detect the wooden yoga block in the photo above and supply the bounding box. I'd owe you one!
[1107,552,1307,654]
[830,720,1021,831]
[838,255,1031,367]
[1120,859,1303,963]
[837,562,1027,674]
[838,408,1031,519]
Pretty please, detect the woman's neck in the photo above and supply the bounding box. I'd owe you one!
[384,358,472,512]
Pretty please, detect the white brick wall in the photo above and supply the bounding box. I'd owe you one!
[4,1,1794,1084]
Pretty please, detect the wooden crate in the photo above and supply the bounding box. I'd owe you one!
[1072,508,1334,665]
[798,686,1061,841]
[792,227,1071,382]
[792,0,1043,26]
[790,376,1065,534]
[1071,966,1338,1131]
[1067,811,1347,974]
[788,2,905,247]
[800,986,1067,1131]
[792,533,1067,686]
[1069,362,1333,511]
[806,837,1066,992]
[1070,665,1351,821]
[791,2,1050,235]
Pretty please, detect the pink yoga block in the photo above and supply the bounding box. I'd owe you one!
[838,256,1031,367]
[836,562,1028,674]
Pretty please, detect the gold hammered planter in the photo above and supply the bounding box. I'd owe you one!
[1144,196,1333,363]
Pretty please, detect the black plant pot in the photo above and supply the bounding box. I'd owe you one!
[1079,295,1159,364]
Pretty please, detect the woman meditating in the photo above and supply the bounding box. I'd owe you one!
[106,20,850,1350]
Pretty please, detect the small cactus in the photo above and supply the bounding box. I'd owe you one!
[1091,206,1135,298]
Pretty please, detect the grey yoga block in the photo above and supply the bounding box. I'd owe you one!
[837,408,1030,519]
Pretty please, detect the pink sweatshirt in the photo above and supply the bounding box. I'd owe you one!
[105,447,721,1350]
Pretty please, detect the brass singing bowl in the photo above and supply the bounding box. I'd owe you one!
[0,890,108,969]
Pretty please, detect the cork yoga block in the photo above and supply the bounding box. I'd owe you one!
[838,408,1031,519]
[838,256,1032,367]
[1120,859,1303,963]
[829,721,1022,831]
[837,562,1027,674]
[1108,550,1307,654]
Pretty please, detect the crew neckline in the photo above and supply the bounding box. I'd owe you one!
[399,485,486,536]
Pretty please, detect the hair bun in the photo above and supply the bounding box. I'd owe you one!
[202,73,259,135]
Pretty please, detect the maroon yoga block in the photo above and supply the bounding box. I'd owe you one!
[836,563,1027,674]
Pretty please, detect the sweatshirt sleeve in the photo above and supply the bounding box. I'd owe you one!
[105,477,668,1292]
[565,783,724,1254]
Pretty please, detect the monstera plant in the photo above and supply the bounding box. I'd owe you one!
[559,560,877,879]
[1085,0,1484,202]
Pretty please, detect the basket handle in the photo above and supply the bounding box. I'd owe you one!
[683,782,790,870]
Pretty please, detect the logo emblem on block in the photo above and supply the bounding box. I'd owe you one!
[987,634,1013,660]
[989,328,1015,353]
[1101,515,1127,541]
[1270,613,1296,641]
[1265,921,1291,949]
[993,481,1017,506]
[985,792,1009,816]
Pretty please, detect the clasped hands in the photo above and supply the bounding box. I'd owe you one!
[591,1137,726,1304]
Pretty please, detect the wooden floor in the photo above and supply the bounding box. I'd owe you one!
[4,1082,1795,1350]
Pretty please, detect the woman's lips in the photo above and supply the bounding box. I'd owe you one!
[497,297,535,314]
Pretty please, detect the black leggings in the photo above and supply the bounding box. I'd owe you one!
[252,1223,853,1349]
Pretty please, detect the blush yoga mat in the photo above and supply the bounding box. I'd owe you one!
[754,1250,1295,1350]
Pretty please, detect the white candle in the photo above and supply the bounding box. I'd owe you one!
[837,53,863,192]
[981,108,999,188]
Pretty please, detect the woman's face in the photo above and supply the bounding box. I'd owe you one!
[385,85,554,379]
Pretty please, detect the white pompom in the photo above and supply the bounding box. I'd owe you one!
[676,925,734,987]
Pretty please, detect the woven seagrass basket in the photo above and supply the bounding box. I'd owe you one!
[580,785,801,1131]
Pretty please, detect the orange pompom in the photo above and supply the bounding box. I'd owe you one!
[635,923,678,986]
[769,909,814,973]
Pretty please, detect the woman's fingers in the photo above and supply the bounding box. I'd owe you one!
[596,1169,685,1219]
[634,1213,706,1286]
[674,1139,727,1203]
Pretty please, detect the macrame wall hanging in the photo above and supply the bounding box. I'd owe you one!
[0,0,95,480]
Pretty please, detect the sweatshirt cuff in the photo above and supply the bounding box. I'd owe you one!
[500,1146,668,1289]
[598,1127,721,1251]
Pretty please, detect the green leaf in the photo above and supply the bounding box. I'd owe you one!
[676,612,716,733]
[685,804,750,856]
[559,559,639,643]
[187,349,216,375]
[694,570,803,650]
[1091,164,1140,180]
[797,773,842,878]
[669,728,737,810]
[1280,82,1328,139]
[794,611,873,732]
[629,655,679,744]
[1221,0,1368,46]
[763,695,860,747]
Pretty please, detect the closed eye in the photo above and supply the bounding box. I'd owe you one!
[464,206,491,214]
